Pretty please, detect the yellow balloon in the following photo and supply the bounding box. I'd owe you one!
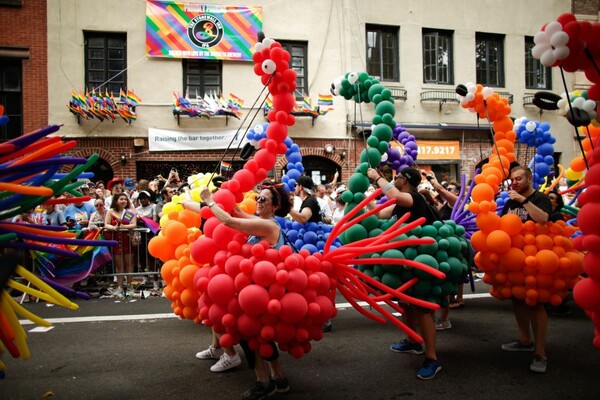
[190,187,202,202]
[565,168,583,181]
[159,214,170,227]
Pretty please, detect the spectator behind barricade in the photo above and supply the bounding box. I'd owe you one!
[124,178,137,198]
[79,183,95,207]
[137,179,158,203]
[13,208,44,225]
[332,196,345,224]
[156,186,176,219]
[95,180,111,198]
[43,203,67,227]
[289,176,322,224]
[104,193,137,298]
[64,193,95,230]
[136,191,157,222]
[104,178,124,209]
[548,190,566,222]
[315,184,333,224]
[88,199,107,231]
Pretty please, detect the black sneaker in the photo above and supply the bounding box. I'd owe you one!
[241,381,277,400]
[271,376,290,393]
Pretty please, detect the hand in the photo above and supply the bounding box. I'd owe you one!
[334,170,339,178]
[507,190,526,204]
[200,187,212,203]
[366,168,380,182]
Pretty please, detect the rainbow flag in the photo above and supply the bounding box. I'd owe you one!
[264,95,273,110]
[220,161,232,172]
[318,94,334,109]
[228,93,244,109]
[302,96,313,111]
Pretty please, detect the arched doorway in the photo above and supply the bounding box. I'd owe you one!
[293,156,340,186]
[87,157,114,184]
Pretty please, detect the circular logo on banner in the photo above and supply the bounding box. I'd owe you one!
[187,14,224,48]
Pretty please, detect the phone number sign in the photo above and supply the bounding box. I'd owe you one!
[415,140,460,160]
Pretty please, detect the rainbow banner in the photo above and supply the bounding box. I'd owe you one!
[146,1,262,61]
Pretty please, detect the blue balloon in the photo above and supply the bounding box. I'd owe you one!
[287,229,299,242]
[288,152,302,164]
[538,143,554,156]
[287,169,301,180]
[306,222,318,232]
[544,155,555,165]
[303,231,318,244]
[295,239,305,249]
[301,244,319,253]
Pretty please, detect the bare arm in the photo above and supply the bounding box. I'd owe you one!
[507,190,549,223]
[289,207,312,224]
[428,174,458,207]
[366,168,414,208]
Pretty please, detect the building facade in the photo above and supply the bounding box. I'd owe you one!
[44,0,597,185]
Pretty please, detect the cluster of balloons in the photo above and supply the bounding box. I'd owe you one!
[563,125,600,186]
[513,118,556,188]
[557,90,598,124]
[276,218,342,254]
[385,123,418,173]
[573,131,600,348]
[532,13,600,101]
[358,220,470,307]
[459,83,584,306]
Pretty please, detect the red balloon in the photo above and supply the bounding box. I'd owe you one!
[207,274,236,305]
[574,278,600,312]
[190,237,218,265]
[234,272,252,291]
[225,255,244,276]
[232,169,256,192]
[279,292,308,323]
[254,148,277,170]
[286,269,308,292]
[212,223,243,248]
[237,313,262,337]
[252,261,277,286]
[238,284,270,316]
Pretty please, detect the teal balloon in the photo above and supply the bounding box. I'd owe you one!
[430,284,442,297]
[353,192,366,203]
[438,261,450,275]
[438,238,449,250]
[390,233,408,243]
[358,72,370,83]
[382,249,405,272]
[382,272,403,289]
[381,88,392,100]
[404,246,418,260]
[345,223,368,242]
[362,268,375,278]
[348,172,370,193]
[417,240,439,255]
[435,250,449,263]
[375,100,395,117]
[374,265,384,276]
[441,281,454,295]
[378,141,390,154]
[455,225,465,236]
[361,90,370,103]
[401,269,414,282]
[446,236,461,256]
[357,162,369,174]
[341,190,354,203]
[372,115,382,125]
[367,135,380,148]
[446,257,465,281]
[421,225,438,238]
[368,228,384,238]
[359,148,382,167]
[341,79,352,88]
[382,113,396,129]
[409,226,422,236]
[363,80,373,90]
[412,280,432,296]
[432,220,443,229]
[372,123,393,142]
[368,83,386,100]
[414,254,439,280]
[372,94,382,104]
[361,215,379,231]
[438,225,452,238]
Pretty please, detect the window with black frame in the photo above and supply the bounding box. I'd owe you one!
[475,33,505,87]
[183,59,222,98]
[84,32,126,94]
[279,41,308,100]
[525,36,551,90]
[423,29,453,84]
[366,24,399,82]
[0,58,22,140]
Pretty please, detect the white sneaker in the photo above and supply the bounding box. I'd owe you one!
[111,287,124,298]
[196,345,224,360]
[435,319,452,330]
[153,281,161,291]
[210,352,241,372]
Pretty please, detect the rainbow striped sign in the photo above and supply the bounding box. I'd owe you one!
[146,1,262,61]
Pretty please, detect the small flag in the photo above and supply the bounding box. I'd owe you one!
[318,94,334,109]
[121,210,135,223]
[220,161,232,172]
[302,95,312,111]
[264,95,273,110]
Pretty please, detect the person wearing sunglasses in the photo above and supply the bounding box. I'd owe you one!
[367,166,442,380]
[289,175,322,224]
[197,181,292,399]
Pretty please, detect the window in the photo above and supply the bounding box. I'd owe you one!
[183,59,222,98]
[366,24,399,82]
[84,32,126,94]
[525,36,551,89]
[279,41,308,100]
[0,58,22,141]
[475,33,504,87]
[423,29,453,84]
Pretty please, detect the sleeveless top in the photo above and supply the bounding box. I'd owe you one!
[247,218,285,250]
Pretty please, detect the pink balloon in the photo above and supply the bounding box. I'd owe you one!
[252,261,277,286]
[237,313,262,337]
[207,274,236,305]
[238,284,270,316]
[286,269,308,293]
[208,303,228,327]
[212,223,242,247]
[279,292,308,323]
[190,237,218,265]
[574,278,600,312]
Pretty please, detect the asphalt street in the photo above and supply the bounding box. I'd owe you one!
[2,282,600,400]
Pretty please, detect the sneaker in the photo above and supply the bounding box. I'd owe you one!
[210,352,242,372]
[196,345,224,360]
[241,381,277,400]
[390,339,425,354]
[153,280,161,291]
[530,354,547,373]
[501,340,534,352]
[417,358,442,380]
[435,319,452,331]
[271,377,290,393]
[111,287,124,298]
[322,320,332,333]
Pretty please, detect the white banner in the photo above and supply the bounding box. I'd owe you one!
[148,128,248,151]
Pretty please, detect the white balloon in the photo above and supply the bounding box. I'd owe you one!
[254,43,264,53]
[583,99,597,112]
[531,44,548,59]
[526,121,536,132]
[466,93,475,102]
[481,87,494,99]
[533,31,550,45]
[572,97,585,109]
[347,72,359,85]
[249,139,259,148]
[467,83,476,93]
[545,21,563,36]
[540,51,557,67]
[380,153,388,163]
[550,31,569,47]
[553,46,569,61]
[254,124,264,135]
[262,59,276,74]
[262,38,275,48]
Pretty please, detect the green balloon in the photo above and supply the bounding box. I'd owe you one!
[357,162,370,174]
[446,236,461,256]
[404,247,418,260]
[341,190,354,203]
[372,94,382,104]
[381,249,405,272]
[368,228,384,238]
[401,269,414,282]
[382,113,396,129]
[374,265,385,277]
[381,88,392,100]
[438,225,452,238]
[414,254,439,280]
[377,141,390,154]
[436,250,449,263]
[382,272,403,289]
[367,135,380,148]
[375,100,395,117]
[441,281,455,295]
[430,284,442,297]
[361,215,379,231]
[390,233,409,243]
[446,257,465,281]
[353,192,367,203]
[412,280,432,296]
[421,225,438,238]
[359,148,382,167]
[438,238,449,250]
[345,223,368,242]
[432,220,443,229]
[417,241,439,255]
[438,261,450,274]
[368,83,386,100]
[372,115,383,125]
[455,225,465,236]
[409,225,422,236]
[372,123,393,143]
[348,172,370,193]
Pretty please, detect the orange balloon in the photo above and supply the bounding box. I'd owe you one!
[470,231,489,252]
[508,271,525,286]
[536,273,554,289]
[495,273,507,284]
[525,275,537,288]
[160,259,178,284]
[500,286,512,298]
[501,247,527,270]
[164,220,188,245]
[511,234,525,249]
[535,235,554,250]
[512,286,527,300]
[472,183,496,203]
[476,212,501,233]
[500,214,523,236]
[570,157,587,172]
[486,230,512,253]
[535,249,559,274]
[179,264,200,289]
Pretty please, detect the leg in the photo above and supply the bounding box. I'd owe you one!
[530,304,547,358]
[512,299,533,345]
[419,311,437,361]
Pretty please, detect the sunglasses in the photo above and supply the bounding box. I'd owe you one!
[95,204,104,207]
[447,186,457,191]
[548,196,558,200]
[255,195,271,204]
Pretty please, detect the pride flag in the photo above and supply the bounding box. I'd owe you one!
[220,161,232,172]
[318,94,334,109]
